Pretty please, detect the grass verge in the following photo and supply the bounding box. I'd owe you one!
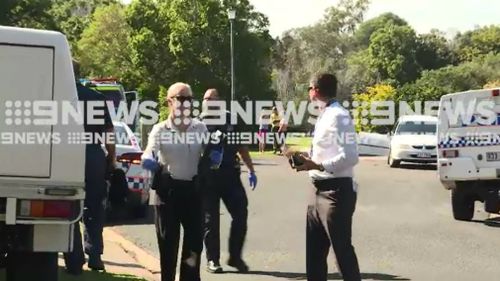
[0,268,146,281]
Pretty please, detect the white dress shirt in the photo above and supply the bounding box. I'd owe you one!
[309,101,359,180]
[142,118,207,181]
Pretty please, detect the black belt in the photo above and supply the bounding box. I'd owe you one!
[312,177,352,191]
[169,176,197,188]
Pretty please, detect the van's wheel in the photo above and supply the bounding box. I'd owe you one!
[388,152,401,168]
[452,189,474,221]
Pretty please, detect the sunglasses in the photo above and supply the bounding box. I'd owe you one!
[173,95,193,103]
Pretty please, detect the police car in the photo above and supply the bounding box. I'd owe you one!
[113,121,150,217]
[438,88,500,221]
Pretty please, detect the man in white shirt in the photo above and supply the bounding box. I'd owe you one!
[293,73,361,281]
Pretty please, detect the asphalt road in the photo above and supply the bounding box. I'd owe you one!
[110,157,500,281]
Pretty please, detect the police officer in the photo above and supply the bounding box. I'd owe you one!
[65,61,116,274]
[199,89,257,273]
[292,73,361,281]
[142,83,207,281]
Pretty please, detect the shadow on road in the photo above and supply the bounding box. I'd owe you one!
[397,164,437,171]
[229,271,410,280]
[484,218,500,228]
[105,206,154,226]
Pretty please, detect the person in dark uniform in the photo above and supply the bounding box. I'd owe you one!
[142,82,208,281]
[199,89,257,274]
[290,73,361,281]
[64,61,116,274]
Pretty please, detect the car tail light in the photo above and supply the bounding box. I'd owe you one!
[118,152,143,165]
[492,89,500,97]
[443,150,459,158]
[19,200,74,218]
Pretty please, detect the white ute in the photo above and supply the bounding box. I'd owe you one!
[438,88,500,221]
[0,26,85,279]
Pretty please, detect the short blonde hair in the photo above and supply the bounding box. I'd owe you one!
[167,82,193,99]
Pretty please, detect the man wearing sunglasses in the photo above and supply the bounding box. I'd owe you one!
[199,88,257,274]
[290,74,361,281]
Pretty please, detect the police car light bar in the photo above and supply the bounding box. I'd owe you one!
[90,77,120,84]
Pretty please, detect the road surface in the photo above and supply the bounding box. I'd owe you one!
[109,157,500,281]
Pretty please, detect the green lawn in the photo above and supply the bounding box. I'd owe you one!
[285,136,312,151]
[60,270,145,281]
[248,136,312,159]
[0,268,146,281]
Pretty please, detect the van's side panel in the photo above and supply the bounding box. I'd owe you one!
[0,45,54,178]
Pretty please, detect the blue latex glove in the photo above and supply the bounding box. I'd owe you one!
[142,158,160,172]
[209,149,224,168]
[249,172,257,190]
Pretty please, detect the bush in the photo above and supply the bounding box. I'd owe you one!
[353,84,396,133]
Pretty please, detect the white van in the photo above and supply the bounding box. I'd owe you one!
[437,88,500,221]
[0,26,85,277]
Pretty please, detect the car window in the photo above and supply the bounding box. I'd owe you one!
[114,124,132,146]
[101,90,122,108]
[395,121,437,135]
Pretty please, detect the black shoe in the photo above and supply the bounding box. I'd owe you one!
[88,255,105,271]
[207,260,223,273]
[227,258,249,273]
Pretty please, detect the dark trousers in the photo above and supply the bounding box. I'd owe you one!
[155,180,203,281]
[306,177,361,281]
[203,169,248,263]
[65,144,107,269]
[271,126,280,152]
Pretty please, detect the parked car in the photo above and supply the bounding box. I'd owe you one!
[111,121,150,217]
[438,88,500,221]
[388,115,438,167]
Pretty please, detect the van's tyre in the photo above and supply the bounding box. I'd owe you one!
[6,252,58,281]
[388,153,401,168]
[452,189,474,221]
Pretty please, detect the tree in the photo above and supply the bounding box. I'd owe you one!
[397,53,500,102]
[354,12,407,48]
[484,80,500,89]
[50,0,118,51]
[368,24,421,85]
[126,0,175,100]
[126,0,274,102]
[77,4,134,84]
[0,0,55,29]
[454,25,500,62]
[164,0,275,101]
[271,0,370,101]
[344,49,379,93]
[416,30,455,71]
